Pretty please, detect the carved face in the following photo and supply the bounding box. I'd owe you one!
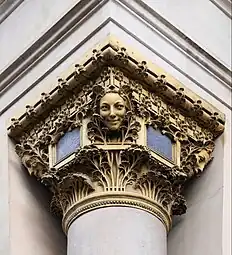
[100,93,126,130]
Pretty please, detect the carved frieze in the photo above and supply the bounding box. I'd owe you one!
[8,36,224,234]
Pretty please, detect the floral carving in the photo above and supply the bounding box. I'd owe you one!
[75,147,140,191]
[191,100,204,117]
[57,78,69,95]
[9,44,224,233]
[8,40,224,139]
[53,173,95,215]
[10,117,21,129]
[74,64,87,80]
[25,105,36,118]
[180,140,215,177]
[136,61,148,78]
[91,49,104,66]
[115,47,128,65]
[38,144,188,218]
[87,112,141,144]
[86,67,141,144]
[174,87,186,105]
[153,74,168,93]
[15,143,49,177]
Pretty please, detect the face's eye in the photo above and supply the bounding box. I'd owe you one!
[100,105,109,111]
[115,103,125,110]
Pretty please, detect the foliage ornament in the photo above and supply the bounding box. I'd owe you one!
[8,36,225,234]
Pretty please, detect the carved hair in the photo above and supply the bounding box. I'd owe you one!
[92,84,132,114]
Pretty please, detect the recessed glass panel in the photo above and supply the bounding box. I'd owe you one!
[147,126,172,160]
[56,129,80,162]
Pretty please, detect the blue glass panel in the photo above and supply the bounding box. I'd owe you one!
[147,126,172,160]
[56,129,80,162]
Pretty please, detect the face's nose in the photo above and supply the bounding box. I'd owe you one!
[109,106,116,119]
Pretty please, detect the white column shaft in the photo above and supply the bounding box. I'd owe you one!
[67,207,167,255]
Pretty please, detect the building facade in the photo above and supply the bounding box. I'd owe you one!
[0,1,231,255]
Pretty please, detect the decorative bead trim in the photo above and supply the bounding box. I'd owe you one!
[62,192,172,234]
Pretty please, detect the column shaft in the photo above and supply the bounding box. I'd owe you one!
[67,207,167,255]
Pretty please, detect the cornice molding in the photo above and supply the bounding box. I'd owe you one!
[0,0,24,24]
[0,0,105,93]
[8,35,225,139]
[126,0,231,84]
[210,0,232,18]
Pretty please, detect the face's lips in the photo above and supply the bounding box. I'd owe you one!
[108,121,119,125]
[107,119,120,123]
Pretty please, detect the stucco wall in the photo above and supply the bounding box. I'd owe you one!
[8,140,67,255]
[144,0,231,67]
[0,1,231,255]
[168,137,225,255]
[0,122,67,255]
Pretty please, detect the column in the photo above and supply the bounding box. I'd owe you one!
[67,207,167,255]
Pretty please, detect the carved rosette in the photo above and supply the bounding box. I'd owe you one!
[8,40,224,234]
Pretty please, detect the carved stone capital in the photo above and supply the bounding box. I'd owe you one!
[8,36,224,234]
[38,145,187,232]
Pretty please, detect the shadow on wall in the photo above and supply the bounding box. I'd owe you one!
[170,160,214,228]
[9,139,67,255]
[167,137,224,255]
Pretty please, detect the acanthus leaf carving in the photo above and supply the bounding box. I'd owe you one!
[180,140,215,177]
[15,143,49,177]
[10,54,222,233]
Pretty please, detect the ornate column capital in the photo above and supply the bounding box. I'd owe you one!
[8,35,225,234]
